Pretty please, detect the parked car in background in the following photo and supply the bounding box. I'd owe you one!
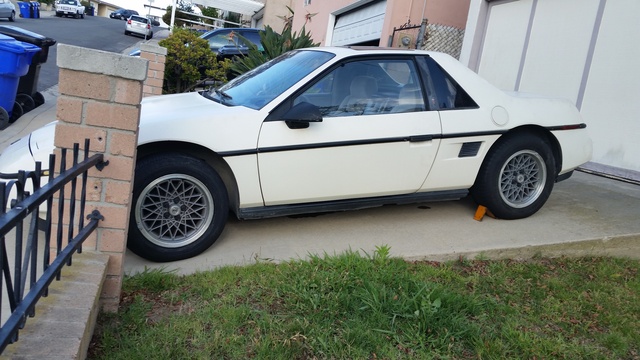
[110,8,138,20]
[0,48,592,262]
[55,0,85,19]
[200,27,263,59]
[129,27,263,58]
[0,0,16,22]
[125,15,153,39]
[147,15,161,27]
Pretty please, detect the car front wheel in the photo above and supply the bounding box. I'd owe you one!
[128,153,229,262]
[9,10,15,21]
[471,134,556,219]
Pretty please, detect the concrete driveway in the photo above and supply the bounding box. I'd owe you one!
[124,170,640,275]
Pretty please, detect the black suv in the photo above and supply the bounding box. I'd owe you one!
[109,9,138,20]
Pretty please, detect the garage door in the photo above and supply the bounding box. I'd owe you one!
[332,1,387,46]
[468,0,640,180]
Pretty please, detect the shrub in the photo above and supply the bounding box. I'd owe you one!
[158,29,231,94]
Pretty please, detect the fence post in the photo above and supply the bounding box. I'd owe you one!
[55,44,148,312]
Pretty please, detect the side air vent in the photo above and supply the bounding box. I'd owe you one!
[458,141,482,158]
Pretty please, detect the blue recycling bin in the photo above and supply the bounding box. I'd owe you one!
[0,34,40,128]
[17,2,31,18]
[31,2,40,18]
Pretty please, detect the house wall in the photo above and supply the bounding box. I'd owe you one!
[460,0,640,180]
[260,0,294,33]
[290,0,470,46]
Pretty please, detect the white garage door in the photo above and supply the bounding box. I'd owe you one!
[471,0,640,180]
[332,1,387,46]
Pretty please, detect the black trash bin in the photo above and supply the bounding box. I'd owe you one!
[0,25,56,112]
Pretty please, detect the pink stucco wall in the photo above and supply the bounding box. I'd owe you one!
[291,0,470,46]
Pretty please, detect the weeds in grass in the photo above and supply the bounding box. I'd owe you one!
[89,250,640,359]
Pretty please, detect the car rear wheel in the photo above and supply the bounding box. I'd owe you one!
[128,153,229,262]
[471,134,555,219]
[9,11,15,22]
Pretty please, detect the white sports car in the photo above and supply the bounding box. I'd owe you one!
[0,48,592,262]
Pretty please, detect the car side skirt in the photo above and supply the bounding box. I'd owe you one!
[236,189,468,220]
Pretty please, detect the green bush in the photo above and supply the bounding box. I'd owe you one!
[158,29,231,94]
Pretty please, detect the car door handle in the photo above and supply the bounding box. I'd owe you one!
[408,135,432,142]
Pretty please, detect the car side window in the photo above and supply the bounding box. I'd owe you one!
[419,56,478,110]
[205,31,235,49]
[240,31,264,51]
[293,58,426,117]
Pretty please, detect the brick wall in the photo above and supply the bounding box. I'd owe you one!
[139,43,167,97]
[55,44,148,312]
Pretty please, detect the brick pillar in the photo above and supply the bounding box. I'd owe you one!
[55,44,148,312]
[140,43,167,97]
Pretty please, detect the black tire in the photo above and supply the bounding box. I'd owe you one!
[124,30,129,35]
[9,11,15,22]
[128,153,229,262]
[0,107,9,130]
[471,133,556,219]
[9,102,23,123]
[33,92,45,107]
[15,94,35,114]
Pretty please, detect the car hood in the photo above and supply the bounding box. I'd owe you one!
[141,92,219,116]
[0,121,56,174]
[138,92,263,151]
[0,92,262,174]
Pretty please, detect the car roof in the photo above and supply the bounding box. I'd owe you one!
[200,27,261,37]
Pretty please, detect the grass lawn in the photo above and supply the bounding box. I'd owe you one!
[89,246,639,359]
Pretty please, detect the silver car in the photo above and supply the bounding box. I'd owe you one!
[124,15,153,39]
[0,0,16,22]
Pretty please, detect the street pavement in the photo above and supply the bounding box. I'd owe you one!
[0,26,639,276]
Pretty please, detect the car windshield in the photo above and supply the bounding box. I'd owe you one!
[206,50,335,110]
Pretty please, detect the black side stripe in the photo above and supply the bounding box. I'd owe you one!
[218,123,586,157]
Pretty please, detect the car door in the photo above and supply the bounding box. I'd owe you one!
[257,56,442,206]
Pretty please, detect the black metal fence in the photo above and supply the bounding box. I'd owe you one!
[0,140,107,353]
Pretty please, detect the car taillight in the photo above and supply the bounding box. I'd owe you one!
[147,24,150,29]
[127,19,131,24]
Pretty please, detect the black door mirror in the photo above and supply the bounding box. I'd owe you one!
[282,102,323,129]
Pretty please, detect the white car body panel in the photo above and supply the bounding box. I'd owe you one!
[257,111,441,205]
[139,93,265,152]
